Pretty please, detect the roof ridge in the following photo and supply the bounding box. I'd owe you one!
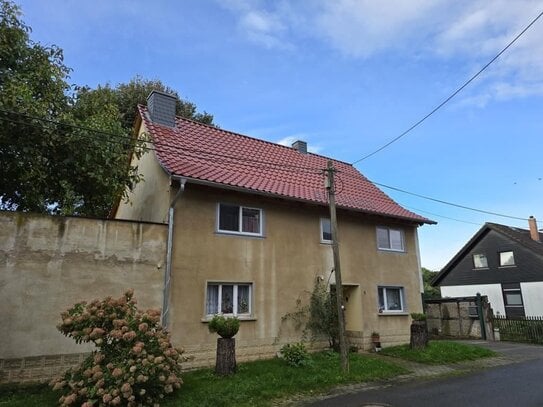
[138,105,353,167]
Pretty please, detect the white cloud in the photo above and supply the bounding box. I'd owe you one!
[220,0,543,103]
[276,135,323,154]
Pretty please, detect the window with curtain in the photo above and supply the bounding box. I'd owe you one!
[378,286,405,312]
[218,203,262,236]
[206,283,252,316]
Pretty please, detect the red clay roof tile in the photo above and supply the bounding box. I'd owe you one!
[139,105,433,224]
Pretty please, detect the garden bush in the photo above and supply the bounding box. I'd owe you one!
[51,290,183,406]
[207,315,240,338]
[280,342,310,367]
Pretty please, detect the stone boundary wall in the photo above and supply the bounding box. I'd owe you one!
[0,211,167,383]
[425,296,494,340]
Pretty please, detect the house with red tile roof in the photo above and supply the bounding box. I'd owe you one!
[114,90,435,367]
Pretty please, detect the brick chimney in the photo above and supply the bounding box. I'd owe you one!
[292,140,307,154]
[528,216,540,242]
[147,90,177,127]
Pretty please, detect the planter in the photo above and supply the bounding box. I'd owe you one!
[410,320,428,349]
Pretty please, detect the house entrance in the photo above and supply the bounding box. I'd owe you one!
[342,285,362,332]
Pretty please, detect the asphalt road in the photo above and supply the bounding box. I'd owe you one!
[309,358,543,407]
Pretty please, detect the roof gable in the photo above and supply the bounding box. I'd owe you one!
[139,105,433,224]
[432,222,543,286]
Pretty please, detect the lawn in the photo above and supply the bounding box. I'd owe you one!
[0,351,406,407]
[380,340,496,365]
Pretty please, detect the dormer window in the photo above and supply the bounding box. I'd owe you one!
[499,251,515,267]
[473,254,488,269]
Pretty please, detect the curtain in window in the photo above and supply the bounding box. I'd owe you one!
[386,288,402,310]
[206,285,219,315]
[237,285,250,313]
[242,208,260,233]
[221,285,234,313]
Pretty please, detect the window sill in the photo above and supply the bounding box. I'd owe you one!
[498,265,517,269]
[320,240,332,245]
[472,267,489,271]
[378,312,409,316]
[201,316,257,323]
[377,248,406,254]
[215,231,265,239]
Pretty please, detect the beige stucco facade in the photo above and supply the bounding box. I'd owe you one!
[0,212,167,360]
[112,120,425,366]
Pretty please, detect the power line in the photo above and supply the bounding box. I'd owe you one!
[371,179,529,221]
[402,205,482,226]
[1,109,536,222]
[351,9,543,164]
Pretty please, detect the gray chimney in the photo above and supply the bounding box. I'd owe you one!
[147,90,177,127]
[528,216,540,242]
[292,140,307,154]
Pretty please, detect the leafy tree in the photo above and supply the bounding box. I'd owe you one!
[114,77,214,131]
[0,1,213,216]
[307,280,338,349]
[422,267,441,300]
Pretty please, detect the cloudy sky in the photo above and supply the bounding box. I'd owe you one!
[17,0,543,270]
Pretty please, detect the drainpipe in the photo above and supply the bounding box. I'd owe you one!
[162,177,186,328]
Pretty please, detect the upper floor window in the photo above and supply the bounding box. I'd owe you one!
[377,227,405,252]
[473,253,488,269]
[378,286,405,312]
[499,251,515,267]
[206,283,252,316]
[320,218,332,243]
[218,203,262,236]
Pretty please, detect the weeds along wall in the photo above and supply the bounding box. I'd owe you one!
[0,211,167,360]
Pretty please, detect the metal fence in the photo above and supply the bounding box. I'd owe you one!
[493,315,543,344]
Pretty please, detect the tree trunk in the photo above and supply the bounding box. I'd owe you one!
[410,321,428,350]
[215,337,236,375]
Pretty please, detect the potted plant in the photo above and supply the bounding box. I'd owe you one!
[208,315,240,375]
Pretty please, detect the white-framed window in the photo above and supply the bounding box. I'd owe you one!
[378,286,405,312]
[473,253,488,269]
[376,227,405,252]
[499,251,515,267]
[206,283,252,316]
[320,218,332,243]
[217,203,263,236]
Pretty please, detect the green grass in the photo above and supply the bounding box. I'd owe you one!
[0,352,406,407]
[380,341,496,365]
[0,383,59,407]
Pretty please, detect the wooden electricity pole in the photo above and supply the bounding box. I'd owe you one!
[325,160,349,374]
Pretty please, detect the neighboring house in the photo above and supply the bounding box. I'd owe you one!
[432,218,543,318]
[114,90,434,363]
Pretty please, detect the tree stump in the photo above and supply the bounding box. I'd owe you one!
[410,320,428,350]
[215,337,236,375]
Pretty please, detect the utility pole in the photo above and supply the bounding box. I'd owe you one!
[325,160,349,374]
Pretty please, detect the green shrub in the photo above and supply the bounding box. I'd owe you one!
[208,315,240,338]
[52,290,183,406]
[410,312,427,321]
[280,342,310,367]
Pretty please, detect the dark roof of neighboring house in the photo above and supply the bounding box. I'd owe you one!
[138,105,434,224]
[432,222,543,285]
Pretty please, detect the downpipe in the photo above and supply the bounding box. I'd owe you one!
[162,177,186,328]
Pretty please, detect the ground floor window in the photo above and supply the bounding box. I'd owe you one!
[206,283,252,316]
[378,286,405,312]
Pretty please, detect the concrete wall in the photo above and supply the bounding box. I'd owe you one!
[0,212,167,359]
[166,183,424,364]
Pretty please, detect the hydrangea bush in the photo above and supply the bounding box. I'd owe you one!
[51,290,183,406]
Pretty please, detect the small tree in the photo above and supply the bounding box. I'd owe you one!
[52,290,183,406]
[208,315,239,375]
[306,280,338,349]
